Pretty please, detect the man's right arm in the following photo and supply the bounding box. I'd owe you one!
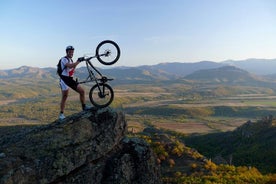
[64,59,81,68]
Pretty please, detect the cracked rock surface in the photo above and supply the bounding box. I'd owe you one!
[0,108,161,184]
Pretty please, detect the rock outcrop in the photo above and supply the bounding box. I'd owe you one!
[0,108,161,184]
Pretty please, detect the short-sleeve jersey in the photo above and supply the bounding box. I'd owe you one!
[60,57,75,77]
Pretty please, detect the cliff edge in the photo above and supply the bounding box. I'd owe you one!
[0,108,161,184]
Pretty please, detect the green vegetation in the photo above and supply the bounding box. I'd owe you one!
[136,131,276,183]
[164,165,275,184]
[184,118,276,174]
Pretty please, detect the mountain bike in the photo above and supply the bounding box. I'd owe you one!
[78,40,120,108]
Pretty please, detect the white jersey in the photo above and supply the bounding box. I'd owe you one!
[60,57,75,77]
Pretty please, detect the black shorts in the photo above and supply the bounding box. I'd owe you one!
[60,75,79,91]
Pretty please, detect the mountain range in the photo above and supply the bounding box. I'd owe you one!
[1,59,276,85]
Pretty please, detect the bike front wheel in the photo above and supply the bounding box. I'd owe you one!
[96,40,120,65]
[89,83,114,108]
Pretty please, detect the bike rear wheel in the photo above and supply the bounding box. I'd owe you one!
[89,83,114,108]
[96,40,120,65]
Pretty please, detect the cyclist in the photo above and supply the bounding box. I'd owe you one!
[59,45,91,120]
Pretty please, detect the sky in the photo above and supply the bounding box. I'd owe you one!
[1,0,276,69]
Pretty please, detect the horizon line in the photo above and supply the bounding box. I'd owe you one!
[1,58,276,70]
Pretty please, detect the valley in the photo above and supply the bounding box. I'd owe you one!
[1,80,276,134]
[114,83,276,134]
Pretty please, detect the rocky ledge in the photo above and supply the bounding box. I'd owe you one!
[0,108,161,184]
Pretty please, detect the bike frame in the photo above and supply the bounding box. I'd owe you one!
[78,57,113,93]
[79,59,102,84]
[79,49,112,82]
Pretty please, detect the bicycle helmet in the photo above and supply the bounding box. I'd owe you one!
[66,45,74,52]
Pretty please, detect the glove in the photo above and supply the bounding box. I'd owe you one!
[77,57,85,62]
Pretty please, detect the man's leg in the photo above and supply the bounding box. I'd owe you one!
[60,89,69,113]
[59,78,69,119]
[76,85,85,105]
[62,77,90,110]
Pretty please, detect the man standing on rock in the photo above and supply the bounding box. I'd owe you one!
[58,45,91,120]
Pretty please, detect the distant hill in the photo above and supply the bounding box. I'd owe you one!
[1,59,276,85]
[0,61,226,80]
[137,61,226,77]
[71,61,226,82]
[223,58,276,75]
[75,67,177,83]
[0,66,54,79]
[184,65,268,85]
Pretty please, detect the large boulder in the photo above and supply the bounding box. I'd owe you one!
[0,108,161,184]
